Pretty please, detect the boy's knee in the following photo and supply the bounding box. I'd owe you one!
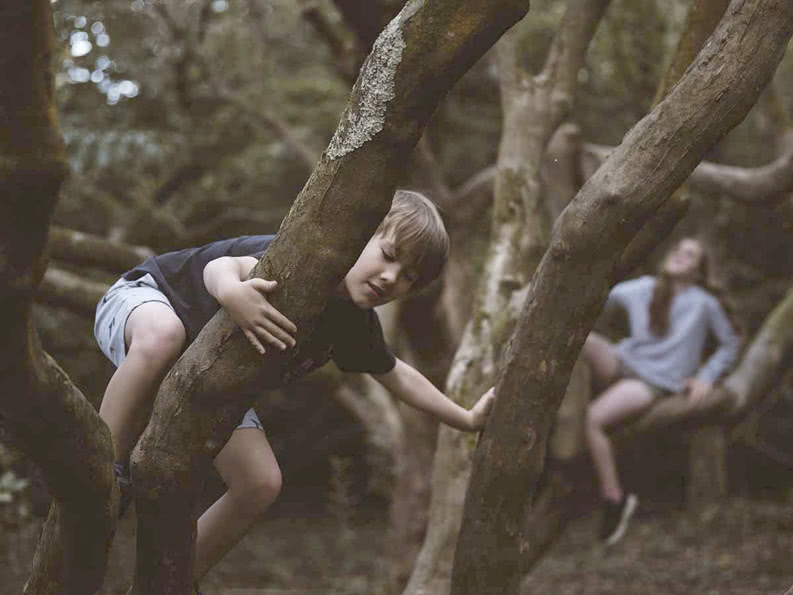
[128,319,186,366]
[238,468,282,516]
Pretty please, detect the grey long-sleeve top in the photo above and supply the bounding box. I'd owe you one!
[607,276,740,393]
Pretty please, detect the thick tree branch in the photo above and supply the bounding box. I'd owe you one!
[406,0,611,592]
[0,3,117,592]
[47,226,152,273]
[584,140,793,204]
[128,2,531,591]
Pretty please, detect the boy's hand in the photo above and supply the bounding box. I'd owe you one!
[468,386,495,431]
[219,278,297,354]
[684,377,712,404]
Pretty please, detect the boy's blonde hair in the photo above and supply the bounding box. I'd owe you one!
[375,189,449,289]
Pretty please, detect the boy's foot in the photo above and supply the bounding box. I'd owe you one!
[599,493,638,546]
[114,462,133,519]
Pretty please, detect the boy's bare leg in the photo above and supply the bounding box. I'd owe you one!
[195,427,282,582]
[98,302,186,463]
[585,379,655,502]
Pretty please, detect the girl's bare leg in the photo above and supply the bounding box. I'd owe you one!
[586,379,655,501]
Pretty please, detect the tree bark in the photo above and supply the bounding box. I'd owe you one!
[687,426,728,512]
[405,2,611,593]
[453,2,793,593]
[653,0,730,104]
[0,2,117,593]
[128,2,532,592]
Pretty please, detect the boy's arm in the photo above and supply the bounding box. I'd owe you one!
[372,358,494,431]
[203,255,297,354]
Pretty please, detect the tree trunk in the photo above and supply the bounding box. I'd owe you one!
[128,2,532,592]
[0,2,117,593]
[687,426,728,513]
[405,2,610,593]
[453,2,793,593]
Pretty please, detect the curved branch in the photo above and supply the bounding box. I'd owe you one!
[38,267,109,318]
[583,140,793,204]
[687,136,793,201]
[48,226,152,273]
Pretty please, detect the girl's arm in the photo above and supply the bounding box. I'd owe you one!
[696,297,740,384]
[372,358,494,431]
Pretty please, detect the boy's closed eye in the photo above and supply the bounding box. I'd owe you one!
[404,269,419,284]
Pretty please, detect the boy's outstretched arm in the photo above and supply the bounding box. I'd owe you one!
[203,255,297,354]
[372,358,494,431]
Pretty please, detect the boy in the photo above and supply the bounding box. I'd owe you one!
[94,190,494,584]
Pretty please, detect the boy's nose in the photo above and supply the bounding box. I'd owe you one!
[380,264,400,284]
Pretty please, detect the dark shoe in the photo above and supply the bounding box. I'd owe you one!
[599,493,638,546]
[114,462,133,519]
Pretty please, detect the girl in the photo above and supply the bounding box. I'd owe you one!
[580,237,739,545]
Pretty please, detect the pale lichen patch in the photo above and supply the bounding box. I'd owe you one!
[326,13,407,160]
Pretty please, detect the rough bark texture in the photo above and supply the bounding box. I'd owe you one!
[128,1,531,592]
[0,2,117,593]
[653,0,730,104]
[453,2,793,593]
[687,426,728,512]
[404,2,610,593]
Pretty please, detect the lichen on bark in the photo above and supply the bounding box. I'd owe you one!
[326,11,407,159]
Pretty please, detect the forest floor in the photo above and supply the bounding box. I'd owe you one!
[2,495,793,594]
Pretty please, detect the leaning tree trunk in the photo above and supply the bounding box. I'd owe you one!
[128,1,532,592]
[0,2,118,593]
[404,1,611,593]
[452,2,793,593]
[516,0,732,568]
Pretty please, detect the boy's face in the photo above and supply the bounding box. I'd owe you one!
[340,232,419,308]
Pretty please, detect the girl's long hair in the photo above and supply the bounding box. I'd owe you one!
[648,240,709,336]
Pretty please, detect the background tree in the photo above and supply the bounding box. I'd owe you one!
[0,2,117,593]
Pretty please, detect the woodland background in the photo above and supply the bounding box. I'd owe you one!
[1,0,793,593]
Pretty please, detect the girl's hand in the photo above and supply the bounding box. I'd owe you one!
[468,386,496,431]
[684,377,712,403]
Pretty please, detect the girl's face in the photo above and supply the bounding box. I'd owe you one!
[662,238,704,281]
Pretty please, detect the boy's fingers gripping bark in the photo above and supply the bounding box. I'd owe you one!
[256,319,293,350]
[262,302,297,337]
[249,278,278,295]
[244,328,266,354]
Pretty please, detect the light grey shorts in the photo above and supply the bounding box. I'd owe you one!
[94,274,264,431]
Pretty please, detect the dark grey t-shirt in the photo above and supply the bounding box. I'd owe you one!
[123,235,396,375]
